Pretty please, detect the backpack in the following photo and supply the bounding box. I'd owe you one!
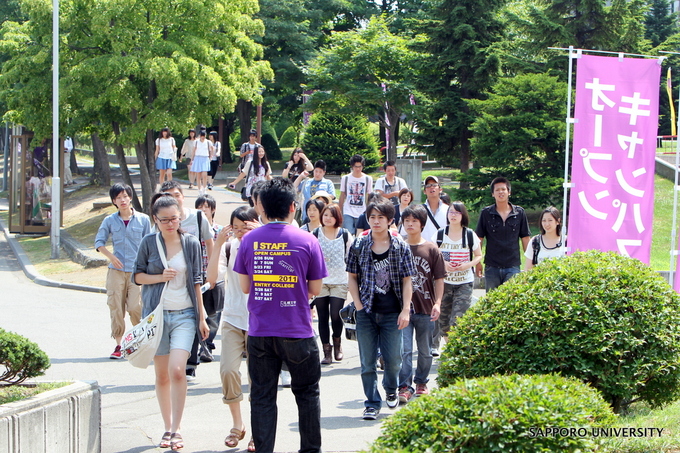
[531,235,541,266]
[436,226,474,261]
[313,227,351,262]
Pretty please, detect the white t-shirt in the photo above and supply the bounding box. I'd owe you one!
[210,141,221,161]
[434,229,481,285]
[220,239,249,331]
[163,249,192,310]
[374,176,407,204]
[422,200,449,243]
[156,137,176,160]
[194,139,211,158]
[181,208,213,242]
[524,235,566,265]
[341,174,373,218]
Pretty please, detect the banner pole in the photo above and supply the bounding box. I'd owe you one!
[561,46,576,241]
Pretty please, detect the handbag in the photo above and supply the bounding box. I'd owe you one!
[122,233,168,368]
[339,302,358,341]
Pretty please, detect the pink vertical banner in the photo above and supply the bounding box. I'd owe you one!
[568,55,661,263]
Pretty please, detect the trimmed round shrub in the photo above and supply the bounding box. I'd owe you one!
[369,374,616,453]
[0,329,50,385]
[438,251,680,413]
[261,133,282,160]
[279,126,298,148]
[301,111,380,174]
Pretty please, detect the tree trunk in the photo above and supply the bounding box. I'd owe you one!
[69,136,79,175]
[134,135,155,213]
[90,133,111,186]
[112,121,142,211]
[237,100,253,144]
[459,129,472,190]
[385,108,401,163]
[221,114,236,163]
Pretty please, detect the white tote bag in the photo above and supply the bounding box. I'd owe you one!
[122,234,169,368]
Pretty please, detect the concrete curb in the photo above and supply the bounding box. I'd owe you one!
[0,217,106,294]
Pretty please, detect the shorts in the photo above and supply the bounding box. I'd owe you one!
[156,157,175,170]
[191,155,210,173]
[156,308,197,356]
[318,283,348,299]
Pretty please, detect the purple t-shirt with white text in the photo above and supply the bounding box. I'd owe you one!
[234,223,328,338]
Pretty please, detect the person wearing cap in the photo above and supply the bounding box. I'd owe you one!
[374,161,407,205]
[294,160,336,223]
[474,176,531,292]
[421,176,448,242]
[238,129,260,174]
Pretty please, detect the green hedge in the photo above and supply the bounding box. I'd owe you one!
[438,251,680,413]
[279,126,298,148]
[369,374,616,453]
[301,111,380,174]
[0,329,50,385]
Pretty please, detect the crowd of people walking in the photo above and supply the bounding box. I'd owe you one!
[95,131,566,452]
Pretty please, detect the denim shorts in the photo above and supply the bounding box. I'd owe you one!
[156,308,197,356]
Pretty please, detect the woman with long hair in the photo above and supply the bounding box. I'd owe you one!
[228,146,272,207]
[180,130,197,189]
[312,203,352,364]
[133,193,209,451]
[281,148,313,181]
[155,128,178,184]
[395,188,413,235]
[524,206,565,270]
[207,131,221,190]
[207,205,259,452]
[191,131,213,195]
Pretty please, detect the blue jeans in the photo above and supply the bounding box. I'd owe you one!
[484,266,520,292]
[399,313,434,388]
[342,215,359,235]
[356,310,403,410]
[248,336,321,453]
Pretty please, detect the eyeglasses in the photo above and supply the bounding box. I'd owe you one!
[353,165,363,169]
[156,217,180,224]
[449,211,462,216]
[425,183,439,189]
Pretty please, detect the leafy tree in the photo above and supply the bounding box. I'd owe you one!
[458,73,567,210]
[645,0,677,47]
[307,16,423,163]
[1,0,272,209]
[301,111,380,174]
[409,0,504,183]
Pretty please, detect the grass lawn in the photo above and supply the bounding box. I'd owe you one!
[605,401,680,452]
[0,382,70,405]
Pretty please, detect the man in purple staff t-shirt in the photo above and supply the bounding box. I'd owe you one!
[234,177,328,453]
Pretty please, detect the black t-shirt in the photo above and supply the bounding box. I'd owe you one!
[357,213,370,231]
[475,203,531,268]
[371,250,401,313]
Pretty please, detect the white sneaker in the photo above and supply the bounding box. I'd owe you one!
[280,370,291,388]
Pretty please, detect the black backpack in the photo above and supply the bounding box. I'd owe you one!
[436,226,474,261]
[531,235,541,265]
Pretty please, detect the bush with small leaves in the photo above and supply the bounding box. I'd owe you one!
[369,374,616,453]
[438,251,680,413]
[279,126,298,148]
[301,111,380,174]
[0,329,50,386]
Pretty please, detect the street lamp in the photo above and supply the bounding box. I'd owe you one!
[50,0,61,259]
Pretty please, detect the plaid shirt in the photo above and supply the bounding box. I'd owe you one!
[346,232,416,314]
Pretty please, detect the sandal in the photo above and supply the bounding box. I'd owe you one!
[248,437,256,452]
[170,432,184,451]
[159,432,172,448]
[225,427,246,448]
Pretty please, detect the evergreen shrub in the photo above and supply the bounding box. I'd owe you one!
[0,329,50,385]
[438,251,680,413]
[279,126,298,148]
[369,374,616,453]
[301,112,380,174]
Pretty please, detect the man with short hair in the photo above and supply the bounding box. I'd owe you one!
[374,160,407,205]
[294,159,336,222]
[234,178,327,453]
[347,196,416,420]
[95,183,151,359]
[238,129,260,173]
[398,204,445,403]
[339,154,373,234]
[421,176,448,242]
[475,177,531,292]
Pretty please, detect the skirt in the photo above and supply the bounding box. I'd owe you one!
[156,157,175,170]
[191,155,210,173]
